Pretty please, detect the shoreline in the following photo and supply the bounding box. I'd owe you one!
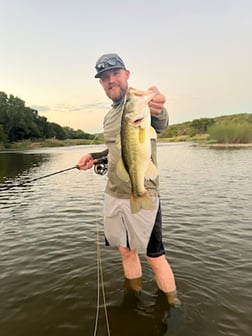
[1,140,252,151]
[202,143,252,148]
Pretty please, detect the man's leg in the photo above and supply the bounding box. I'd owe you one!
[146,202,181,306]
[147,254,176,292]
[119,246,142,291]
[147,254,181,305]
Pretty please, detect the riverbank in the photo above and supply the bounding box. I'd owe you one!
[159,135,252,148]
[206,143,252,148]
[1,137,252,151]
[0,138,103,150]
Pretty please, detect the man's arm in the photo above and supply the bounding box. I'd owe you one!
[78,148,108,170]
[151,107,169,134]
[148,86,169,133]
[90,148,109,160]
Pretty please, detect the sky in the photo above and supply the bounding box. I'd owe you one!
[1,0,251,133]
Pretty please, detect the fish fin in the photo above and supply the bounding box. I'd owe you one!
[145,161,158,180]
[130,191,155,214]
[150,126,157,139]
[129,88,157,103]
[116,158,130,182]
[139,127,146,144]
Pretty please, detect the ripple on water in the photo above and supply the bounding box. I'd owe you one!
[0,144,251,336]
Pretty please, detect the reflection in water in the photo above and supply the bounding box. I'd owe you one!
[107,289,183,336]
[0,152,50,183]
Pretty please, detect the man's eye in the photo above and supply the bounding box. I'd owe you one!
[113,69,121,76]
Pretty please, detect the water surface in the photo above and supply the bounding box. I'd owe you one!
[0,143,251,336]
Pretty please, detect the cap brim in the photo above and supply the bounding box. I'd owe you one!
[94,66,125,78]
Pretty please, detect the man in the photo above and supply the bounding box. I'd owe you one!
[78,53,180,306]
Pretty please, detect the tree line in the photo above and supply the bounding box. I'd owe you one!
[160,113,252,144]
[0,91,93,143]
[1,91,251,146]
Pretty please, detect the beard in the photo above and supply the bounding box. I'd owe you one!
[106,84,128,103]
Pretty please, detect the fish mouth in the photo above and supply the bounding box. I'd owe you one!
[133,117,144,126]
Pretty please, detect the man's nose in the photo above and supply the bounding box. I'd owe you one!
[108,73,116,83]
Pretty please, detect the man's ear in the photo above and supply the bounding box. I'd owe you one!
[125,69,130,79]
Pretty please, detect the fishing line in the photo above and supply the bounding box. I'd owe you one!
[92,170,101,335]
[1,135,111,333]
[91,172,111,336]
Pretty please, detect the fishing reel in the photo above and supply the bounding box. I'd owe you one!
[93,157,108,175]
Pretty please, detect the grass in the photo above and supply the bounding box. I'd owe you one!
[0,138,103,150]
[208,122,252,144]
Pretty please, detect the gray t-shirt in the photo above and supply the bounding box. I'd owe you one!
[91,100,169,199]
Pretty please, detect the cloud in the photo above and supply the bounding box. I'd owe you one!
[36,102,110,133]
[31,105,51,112]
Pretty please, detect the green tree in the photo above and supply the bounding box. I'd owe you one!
[48,122,66,140]
[1,91,95,143]
[0,124,7,142]
[191,118,215,134]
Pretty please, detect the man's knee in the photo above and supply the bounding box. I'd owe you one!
[146,254,166,268]
[119,246,137,258]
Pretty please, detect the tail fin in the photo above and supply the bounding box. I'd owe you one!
[130,191,155,214]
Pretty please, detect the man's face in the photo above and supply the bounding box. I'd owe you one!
[99,69,130,103]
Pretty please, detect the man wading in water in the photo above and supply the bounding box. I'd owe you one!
[78,53,180,306]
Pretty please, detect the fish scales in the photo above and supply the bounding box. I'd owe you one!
[118,87,158,213]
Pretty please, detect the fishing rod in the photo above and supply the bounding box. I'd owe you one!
[0,157,108,191]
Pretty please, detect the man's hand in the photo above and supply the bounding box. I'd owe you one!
[148,86,166,116]
[77,154,94,170]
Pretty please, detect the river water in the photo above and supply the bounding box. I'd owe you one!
[0,143,251,336]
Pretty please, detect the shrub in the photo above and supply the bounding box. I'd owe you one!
[208,121,252,144]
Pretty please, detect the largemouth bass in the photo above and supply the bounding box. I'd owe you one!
[116,87,158,213]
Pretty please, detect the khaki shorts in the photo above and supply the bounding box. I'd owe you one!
[104,193,165,256]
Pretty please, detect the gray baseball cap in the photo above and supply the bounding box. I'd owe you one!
[94,53,126,78]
